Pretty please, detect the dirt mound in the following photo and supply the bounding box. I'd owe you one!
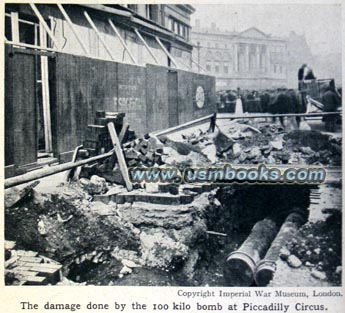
[286,210,342,285]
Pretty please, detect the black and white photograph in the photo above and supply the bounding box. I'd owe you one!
[3,1,342,292]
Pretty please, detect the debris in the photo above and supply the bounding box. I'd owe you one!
[311,269,327,280]
[57,213,73,223]
[87,175,107,195]
[206,230,227,237]
[279,247,290,261]
[287,255,302,268]
[122,259,140,268]
[145,183,159,193]
[120,265,132,275]
[213,130,234,154]
[37,220,47,236]
[299,146,315,155]
[79,178,90,187]
[270,139,284,150]
[232,143,242,157]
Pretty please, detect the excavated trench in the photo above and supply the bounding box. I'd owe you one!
[7,181,330,286]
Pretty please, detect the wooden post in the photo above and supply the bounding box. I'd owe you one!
[119,123,129,143]
[108,19,137,64]
[10,12,20,45]
[134,28,159,65]
[57,4,90,56]
[107,122,133,191]
[83,11,115,60]
[39,22,52,153]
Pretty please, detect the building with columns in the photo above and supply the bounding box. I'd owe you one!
[191,23,288,90]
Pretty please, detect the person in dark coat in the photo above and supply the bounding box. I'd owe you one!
[322,80,341,132]
[304,66,316,80]
[298,64,307,90]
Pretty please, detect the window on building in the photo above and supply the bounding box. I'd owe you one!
[146,5,160,23]
[173,21,178,32]
[215,61,220,73]
[224,65,229,74]
[128,4,138,12]
[5,15,12,41]
[168,18,173,31]
[167,17,190,40]
[215,42,219,48]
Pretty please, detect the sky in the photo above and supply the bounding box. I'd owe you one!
[191,3,342,57]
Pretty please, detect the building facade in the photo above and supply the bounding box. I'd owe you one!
[4,3,218,175]
[191,23,288,90]
[5,4,195,68]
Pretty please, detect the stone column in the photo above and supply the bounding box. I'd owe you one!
[245,44,250,71]
[233,43,239,72]
[265,45,270,74]
[256,45,260,70]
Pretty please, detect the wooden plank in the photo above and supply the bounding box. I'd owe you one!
[8,46,56,57]
[107,122,133,191]
[118,123,129,143]
[10,12,20,45]
[40,22,53,153]
[5,41,57,53]
[22,276,48,285]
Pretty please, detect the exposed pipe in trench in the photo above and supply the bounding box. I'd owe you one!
[254,210,307,286]
[224,217,279,286]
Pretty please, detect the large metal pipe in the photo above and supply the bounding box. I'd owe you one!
[254,210,306,286]
[224,218,278,286]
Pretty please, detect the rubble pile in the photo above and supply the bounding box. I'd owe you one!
[122,135,165,168]
[175,120,341,166]
[282,209,342,285]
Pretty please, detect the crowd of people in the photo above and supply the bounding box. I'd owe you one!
[217,64,342,131]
